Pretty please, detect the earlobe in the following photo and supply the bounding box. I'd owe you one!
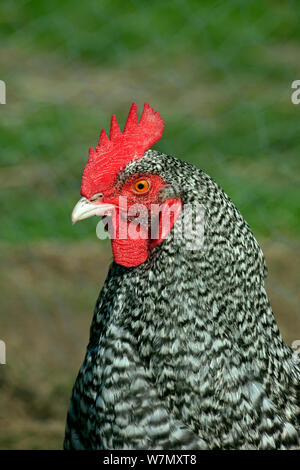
[149,198,182,249]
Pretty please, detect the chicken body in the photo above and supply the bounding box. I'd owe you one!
[65,151,300,449]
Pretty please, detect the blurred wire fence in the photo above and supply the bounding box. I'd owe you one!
[0,0,299,449]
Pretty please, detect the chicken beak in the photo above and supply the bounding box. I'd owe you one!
[71,197,115,224]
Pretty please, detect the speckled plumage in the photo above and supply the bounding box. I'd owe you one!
[64,150,300,449]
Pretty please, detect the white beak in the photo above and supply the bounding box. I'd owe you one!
[71,197,115,224]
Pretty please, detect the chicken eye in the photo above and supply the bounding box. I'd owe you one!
[133,179,150,194]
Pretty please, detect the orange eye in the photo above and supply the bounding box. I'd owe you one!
[133,179,150,194]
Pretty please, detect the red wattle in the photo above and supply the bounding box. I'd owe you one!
[109,199,182,268]
[111,237,149,268]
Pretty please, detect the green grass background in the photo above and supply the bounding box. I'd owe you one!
[0,0,299,449]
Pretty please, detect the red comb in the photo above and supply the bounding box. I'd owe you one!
[81,103,164,198]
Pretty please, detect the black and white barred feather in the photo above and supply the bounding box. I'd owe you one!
[64,150,300,449]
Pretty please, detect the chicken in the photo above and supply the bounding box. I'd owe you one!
[64,103,300,450]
